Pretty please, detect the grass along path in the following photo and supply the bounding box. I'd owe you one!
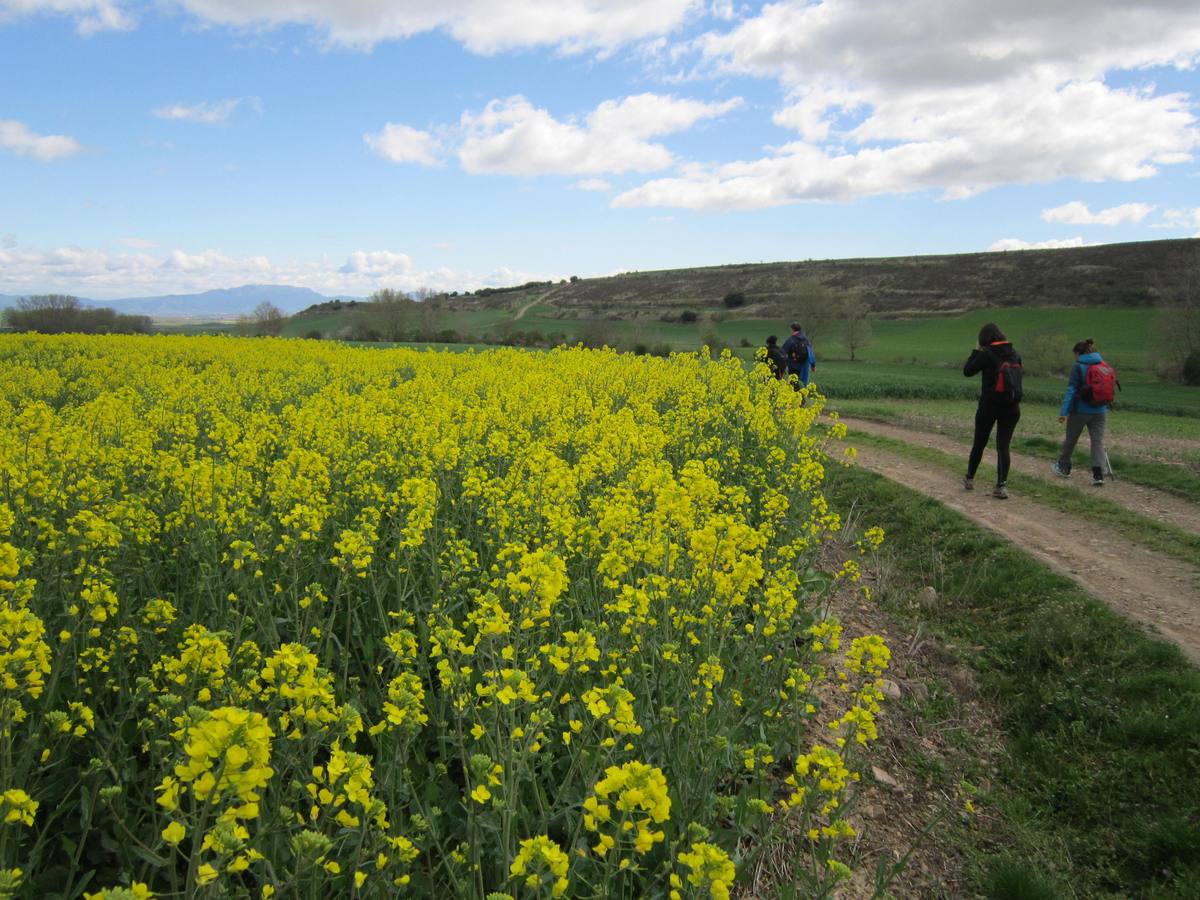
[840,416,1200,535]
[827,467,1200,898]
[841,437,1200,665]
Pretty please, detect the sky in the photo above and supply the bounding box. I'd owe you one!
[1,0,1198,300]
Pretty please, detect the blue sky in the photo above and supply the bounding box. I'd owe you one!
[1,0,1198,300]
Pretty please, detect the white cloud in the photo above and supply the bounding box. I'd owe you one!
[1,234,16,249]
[458,93,741,176]
[988,237,1087,252]
[707,0,734,21]
[0,0,133,34]
[570,178,612,191]
[338,250,414,277]
[1160,207,1200,227]
[1041,201,1155,226]
[0,119,85,162]
[0,243,556,299]
[170,0,699,52]
[1158,207,1200,234]
[615,0,1200,210]
[152,98,256,125]
[363,123,441,166]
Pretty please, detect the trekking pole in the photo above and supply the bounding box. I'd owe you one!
[1104,449,1115,480]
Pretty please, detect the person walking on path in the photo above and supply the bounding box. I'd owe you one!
[1052,338,1117,486]
[763,335,789,380]
[962,323,1023,499]
[782,322,816,390]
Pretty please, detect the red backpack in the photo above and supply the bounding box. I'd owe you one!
[1079,360,1117,405]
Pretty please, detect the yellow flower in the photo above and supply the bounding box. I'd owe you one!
[678,842,736,900]
[161,821,186,845]
[0,789,38,827]
[510,835,569,898]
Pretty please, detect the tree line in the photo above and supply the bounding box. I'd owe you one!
[2,295,152,334]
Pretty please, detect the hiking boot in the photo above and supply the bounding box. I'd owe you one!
[992,484,1008,500]
[1092,476,1104,487]
[962,476,974,491]
[1051,462,1070,478]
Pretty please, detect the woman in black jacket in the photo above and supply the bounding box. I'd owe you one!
[962,323,1022,499]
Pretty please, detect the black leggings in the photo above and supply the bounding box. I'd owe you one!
[966,401,1020,484]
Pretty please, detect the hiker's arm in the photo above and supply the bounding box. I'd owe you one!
[963,349,985,376]
[1059,364,1080,418]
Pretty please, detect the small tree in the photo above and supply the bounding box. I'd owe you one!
[412,287,446,340]
[1153,254,1200,383]
[352,288,415,342]
[841,296,873,362]
[680,310,698,323]
[723,291,746,309]
[252,301,287,336]
[1183,350,1200,386]
[786,279,838,340]
[576,319,616,349]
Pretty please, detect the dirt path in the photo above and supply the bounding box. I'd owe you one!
[845,438,1200,666]
[842,416,1200,535]
[513,287,560,321]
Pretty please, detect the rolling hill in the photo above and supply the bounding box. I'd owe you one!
[446,238,1200,319]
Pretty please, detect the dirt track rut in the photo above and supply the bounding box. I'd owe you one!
[842,420,1200,665]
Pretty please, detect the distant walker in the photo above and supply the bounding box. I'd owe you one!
[781,322,817,391]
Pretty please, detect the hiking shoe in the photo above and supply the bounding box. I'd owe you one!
[1092,476,1104,487]
[1051,462,1070,478]
[992,484,1008,500]
[963,476,974,491]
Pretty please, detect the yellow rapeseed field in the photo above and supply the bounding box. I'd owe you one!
[0,334,888,898]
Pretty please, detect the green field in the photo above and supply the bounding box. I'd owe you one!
[276,304,1169,373]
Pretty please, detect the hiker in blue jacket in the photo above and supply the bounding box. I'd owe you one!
[781,322,816,390]
[1052,338,1115,486]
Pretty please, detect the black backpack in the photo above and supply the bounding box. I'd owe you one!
[787,334,809,364]
[766,344,788,376]
[992,355,1024,404]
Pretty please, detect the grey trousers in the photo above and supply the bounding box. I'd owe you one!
[1058,412,1107,473]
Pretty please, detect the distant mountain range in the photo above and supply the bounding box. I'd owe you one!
[0,285,343,319]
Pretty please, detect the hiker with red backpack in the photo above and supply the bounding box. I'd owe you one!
[1053,338,1117,486]
[962,323,1023,499]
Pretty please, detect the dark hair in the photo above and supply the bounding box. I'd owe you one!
[1072,337,1095,354]
[790,322,802,332]
[978,322,1007,345]
[766,335,778,346]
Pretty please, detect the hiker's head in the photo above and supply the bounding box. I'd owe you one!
[978,323,1006,345]
[1072,337,1096,356]
[790,322,802,334]
[766,335,778,346]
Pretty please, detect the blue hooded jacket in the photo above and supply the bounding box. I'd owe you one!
[1060,351,1110,416]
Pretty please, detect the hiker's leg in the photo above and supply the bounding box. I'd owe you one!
[966,404,996,479]
[1057,414,1087,474]
[995,405,1020,484]
[1087,413,1107,473]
